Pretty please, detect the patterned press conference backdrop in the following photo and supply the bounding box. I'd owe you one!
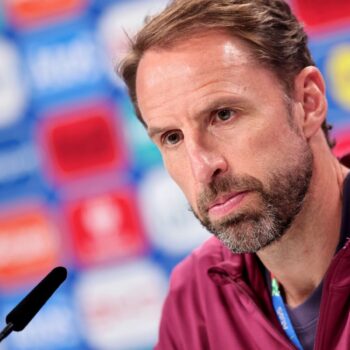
[0,0,349,349]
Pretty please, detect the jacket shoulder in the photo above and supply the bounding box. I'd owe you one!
[155,237,227,349]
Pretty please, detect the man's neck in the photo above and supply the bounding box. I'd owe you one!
[257,159,348,308]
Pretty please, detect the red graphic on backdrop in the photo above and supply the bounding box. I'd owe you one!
[4,0,87,28]
[66,189,146,266]
[40,101,126,182]
[0,208,59,288]
[333,129,350,158]
[293,0,350,30]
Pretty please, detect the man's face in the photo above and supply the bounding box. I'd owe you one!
[136,30,313,253]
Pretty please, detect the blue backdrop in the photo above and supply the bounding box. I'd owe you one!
[0,0,348,349]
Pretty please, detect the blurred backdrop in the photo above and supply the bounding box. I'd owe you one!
[0,0,349,349]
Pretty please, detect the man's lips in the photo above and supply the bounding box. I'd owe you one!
[207,191,248,219]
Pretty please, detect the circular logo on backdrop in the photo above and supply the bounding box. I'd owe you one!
[97,0,168,87]
[139,167,211,256]
[326,44,350,111]
[75,260,168,349]
[0,37,28,127]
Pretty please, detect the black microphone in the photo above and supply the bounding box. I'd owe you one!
[0,266,68,342]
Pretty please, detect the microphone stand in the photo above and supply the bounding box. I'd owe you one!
[0,266,67,343]
[0,322,14,342]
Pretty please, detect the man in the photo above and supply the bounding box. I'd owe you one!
[118,0,350,349]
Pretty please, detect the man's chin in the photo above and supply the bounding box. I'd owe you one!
[215,230,280,254]
[205,215,285,254]
[206,210,261,230]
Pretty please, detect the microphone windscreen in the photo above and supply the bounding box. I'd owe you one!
[5,266,67,331]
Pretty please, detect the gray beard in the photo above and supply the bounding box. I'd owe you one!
[191,143,313,254]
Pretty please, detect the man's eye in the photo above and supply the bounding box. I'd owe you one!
[216,109,235,121]
[163,131,182,145]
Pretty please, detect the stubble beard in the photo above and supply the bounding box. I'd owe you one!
[191,142,314,254]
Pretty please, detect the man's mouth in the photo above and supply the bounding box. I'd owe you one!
[207,191,249,219]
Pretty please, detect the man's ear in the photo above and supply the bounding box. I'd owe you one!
[293,66,327,140]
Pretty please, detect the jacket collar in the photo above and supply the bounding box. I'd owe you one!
[206,169,350,289]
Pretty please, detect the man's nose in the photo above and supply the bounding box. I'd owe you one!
[185,136,228,184]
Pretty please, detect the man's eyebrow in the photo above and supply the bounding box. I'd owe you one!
[147,126,169,139]
[194,97,242,117]
[147,97,244,139]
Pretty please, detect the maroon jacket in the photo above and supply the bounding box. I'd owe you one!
[155,236,350,349]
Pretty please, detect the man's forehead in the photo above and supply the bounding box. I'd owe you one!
[136,30,253,92]
[137,49,194,90]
